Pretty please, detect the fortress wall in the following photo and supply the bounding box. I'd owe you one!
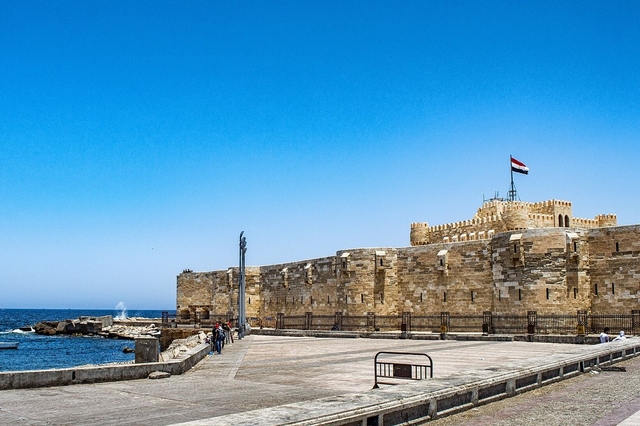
[410,215,508,246]
[528,213,555,228]
[177,200,635,322]
[259,256,338,317]
[588,225,640,313]
[176,271,222,317]
[397,240,493,315]
[491,228,591,315]
[597,214,618,227]
[244,268,262,318]
[530,200,572,215]
[335,248,399,316]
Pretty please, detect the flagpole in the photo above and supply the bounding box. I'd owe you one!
[508,155,516,202]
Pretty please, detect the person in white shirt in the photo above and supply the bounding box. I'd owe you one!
[612,331,626,342]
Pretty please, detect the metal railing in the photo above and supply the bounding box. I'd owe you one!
[171,309,640,335]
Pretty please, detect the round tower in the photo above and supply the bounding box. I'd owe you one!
[410,222,430,246]
[502,202,529,231]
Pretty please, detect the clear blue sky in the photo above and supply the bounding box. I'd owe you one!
[1,2,639,309]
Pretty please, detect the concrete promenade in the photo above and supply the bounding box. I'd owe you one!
[0,334,639,425]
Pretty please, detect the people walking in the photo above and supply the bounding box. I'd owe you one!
[214,324,225,354]
[223,321,233,345]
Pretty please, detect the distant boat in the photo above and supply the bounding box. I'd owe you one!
[0,342,19,349]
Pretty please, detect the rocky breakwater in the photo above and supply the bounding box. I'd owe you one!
[32,315,161,340]
[159,331,208,362]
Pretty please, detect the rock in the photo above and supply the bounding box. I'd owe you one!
[34,321,58,335]
[123,346,135,353]
[148,371,171,379]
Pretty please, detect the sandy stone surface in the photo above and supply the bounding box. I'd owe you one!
[428,354,640,426]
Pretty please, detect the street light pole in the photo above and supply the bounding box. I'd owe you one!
[238,231,247,339]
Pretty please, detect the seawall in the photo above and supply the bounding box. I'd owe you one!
[0,341,211,390]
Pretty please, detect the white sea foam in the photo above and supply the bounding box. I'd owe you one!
[1,328,33,335]
[115,302,127,320]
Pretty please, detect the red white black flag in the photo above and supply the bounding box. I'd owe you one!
[511,157,529,175]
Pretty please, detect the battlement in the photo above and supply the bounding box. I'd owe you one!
[422,215,501,233]
[596,214,617,220]
[411,198,615,246]
[532,199,572,208]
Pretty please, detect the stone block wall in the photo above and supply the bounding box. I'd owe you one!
[397,241,493,315]
[177,221,637,320]
[259,256,337,316]
[176,271,216,318]
[491,228,591,315]
[335,248,399,316]
[588,225,640,313]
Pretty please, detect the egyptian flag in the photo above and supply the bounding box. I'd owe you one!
[511,157,529,175]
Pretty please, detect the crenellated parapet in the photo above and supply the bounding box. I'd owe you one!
[410,198,617,246]
[596,214,618,227]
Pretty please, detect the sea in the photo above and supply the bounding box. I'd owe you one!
[0,308,171,372]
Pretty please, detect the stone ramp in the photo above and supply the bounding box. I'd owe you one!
[0,335,638,425]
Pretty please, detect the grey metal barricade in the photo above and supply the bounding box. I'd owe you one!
[373,351,433,389]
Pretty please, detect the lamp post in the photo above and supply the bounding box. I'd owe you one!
[238,231,247,339]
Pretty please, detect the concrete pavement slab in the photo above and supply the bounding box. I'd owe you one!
[0,334,637,425]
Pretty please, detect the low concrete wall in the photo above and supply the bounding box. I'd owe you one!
[0,342,211,390]
[176,339,640,426]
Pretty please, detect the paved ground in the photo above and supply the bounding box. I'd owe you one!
[0,334,638,425]
[428,354,640,426]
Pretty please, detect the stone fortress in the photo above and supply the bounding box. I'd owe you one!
[177,197,639,321]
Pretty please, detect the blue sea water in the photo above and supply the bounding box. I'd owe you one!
[0,308,171,372]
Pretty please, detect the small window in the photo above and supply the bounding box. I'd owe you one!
[440,259,444,267]
[514,244,518,254]
[327,295,330,304]
[443,292,447,302]
[379,258,383,266]
[345,295,348,303]
[574,241,577,252]
[342,260,347,269]
[573,288,577,299]
[558,215,564,227]
[616,242,620,252]
[471,291,475,302]
[380,292,384,304]
[248,297,251,304]
[594,283,598,295]
[546,288,550,300]
[518,289,522,300]
[361,294,364,303]
[565,215,570,227]
[612,283,615,295]
[420,293,423,302]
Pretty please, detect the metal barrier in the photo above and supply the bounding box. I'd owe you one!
[373,351,433,389]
